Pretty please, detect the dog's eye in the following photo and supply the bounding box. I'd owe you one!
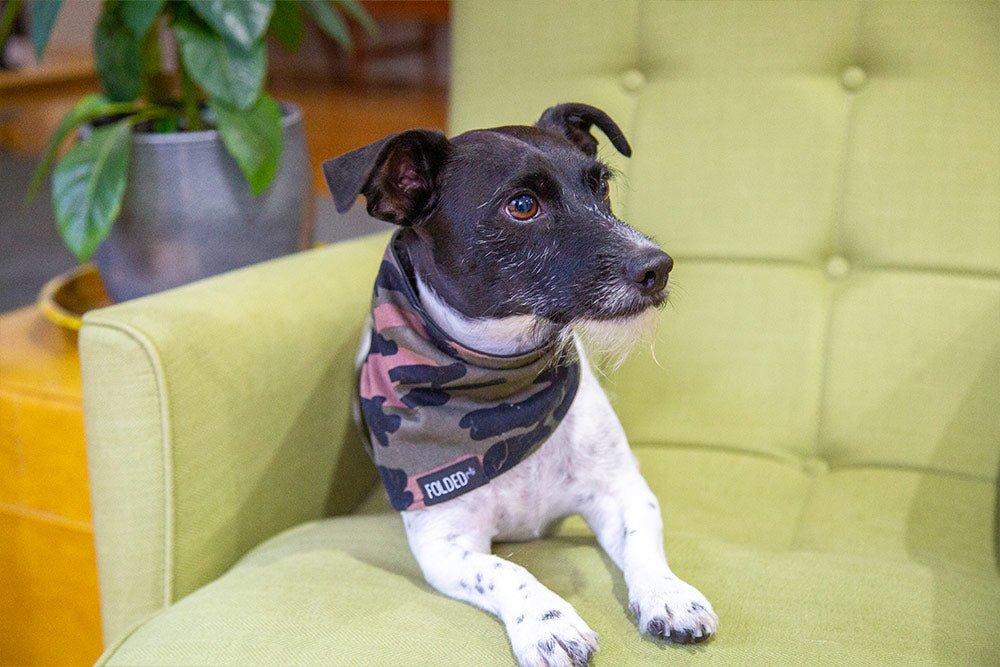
[597,176,610,201]
[506,194,539,220]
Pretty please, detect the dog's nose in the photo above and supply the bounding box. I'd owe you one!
[626,249,673,296]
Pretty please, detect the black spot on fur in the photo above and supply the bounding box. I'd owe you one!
[516,615,524,624]
[541,610,562,621]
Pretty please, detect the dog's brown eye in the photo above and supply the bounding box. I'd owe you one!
[506,194,539,220]
[598,176,610,201]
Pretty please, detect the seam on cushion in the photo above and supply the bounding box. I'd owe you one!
[828,0,865,258]
[813,0,865,466]
[84,315,176,608]
[93,610,164,666]
[859,262,1000,282]
[621,0,642,225]
[826,460,993,485]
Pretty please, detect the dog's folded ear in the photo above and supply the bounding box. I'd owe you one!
[322,129,450,225]
[536,103,632,159]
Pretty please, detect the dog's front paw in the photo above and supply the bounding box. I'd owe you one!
[629,576,718,645]
[507,596,599,667]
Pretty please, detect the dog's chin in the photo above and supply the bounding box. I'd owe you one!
[564,305,660,371]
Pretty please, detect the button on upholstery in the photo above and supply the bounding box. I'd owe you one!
[621,68,646,93]
[840,65,867,91]
[824,254,851,280]
[801,457,829,477]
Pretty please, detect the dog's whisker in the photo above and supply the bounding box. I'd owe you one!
[649,339,664,370]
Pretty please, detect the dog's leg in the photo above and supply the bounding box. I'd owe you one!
[403,510,598,667]
[582,473,719,644]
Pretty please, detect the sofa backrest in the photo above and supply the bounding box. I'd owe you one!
[451,0,998,509]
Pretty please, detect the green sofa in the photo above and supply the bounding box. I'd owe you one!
[81,1,999,664]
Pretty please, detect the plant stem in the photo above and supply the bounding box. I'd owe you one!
[133,104,180,126]
[176,38,202,131]
[140,19,170,106]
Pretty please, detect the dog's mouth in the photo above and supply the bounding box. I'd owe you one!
[586,282,669,322]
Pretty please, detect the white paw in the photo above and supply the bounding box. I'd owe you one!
[508,593,599,667]
[629,576,718,644]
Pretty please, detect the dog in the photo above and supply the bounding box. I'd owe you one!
[322,103,718,667]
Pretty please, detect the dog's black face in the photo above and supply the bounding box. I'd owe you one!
[324,103,672,329]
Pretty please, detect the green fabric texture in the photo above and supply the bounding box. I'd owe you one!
[82,1,999,664]
[81,235,387,644]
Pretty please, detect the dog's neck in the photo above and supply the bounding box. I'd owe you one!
[398,230,562,357]
[415,276,545,356]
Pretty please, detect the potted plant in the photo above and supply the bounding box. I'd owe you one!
[10,0,374,301]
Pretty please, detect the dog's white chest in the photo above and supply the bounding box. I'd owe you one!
[409,361,632,542]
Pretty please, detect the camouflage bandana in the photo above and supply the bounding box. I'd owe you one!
[357,232,581,511]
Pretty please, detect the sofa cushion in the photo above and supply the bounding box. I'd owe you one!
[451,0,1000,585]
[97,447,1000,665]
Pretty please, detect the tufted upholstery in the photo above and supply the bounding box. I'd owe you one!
[82,1,998,664]
[450,0,1000,566]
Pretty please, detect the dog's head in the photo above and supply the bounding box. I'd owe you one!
[323,103,672,347]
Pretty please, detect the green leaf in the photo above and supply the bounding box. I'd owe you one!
[30,0,62,58]
[95,3,143,102]
[269,0,303,51]
[52,118,134,262]
[174,10,266,110]
[26,94,119,204]
[335,0,376,39]
[301,0,350,49]
[120,0,166,37]
[188,0,274,50]
[208,94,282,196]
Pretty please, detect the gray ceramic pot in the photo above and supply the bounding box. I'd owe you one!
[92,103,313,302]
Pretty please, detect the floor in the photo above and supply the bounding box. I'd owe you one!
[0,23,448,311]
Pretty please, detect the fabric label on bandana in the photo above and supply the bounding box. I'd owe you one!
[357,231,581,511]
[417,456,487,506]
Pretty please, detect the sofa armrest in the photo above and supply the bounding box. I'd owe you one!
[80,233,388,644]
